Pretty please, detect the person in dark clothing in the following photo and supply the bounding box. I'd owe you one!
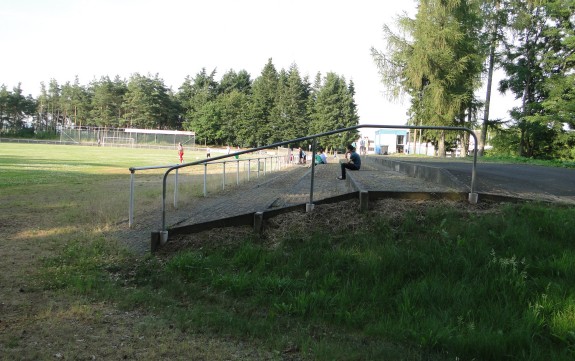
[338,144,361,180]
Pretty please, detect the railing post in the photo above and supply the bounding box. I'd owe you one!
[174,168,179,209]
[308,138,317,211]
[129,169,135,228]
[248,159,251,181]
[236,159,240,185]
[469,132,479,204]
[203,163,208,197]
[222,162,226,190]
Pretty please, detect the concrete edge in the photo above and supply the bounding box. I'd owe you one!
[367,157,469,191]
[346,172,364,193]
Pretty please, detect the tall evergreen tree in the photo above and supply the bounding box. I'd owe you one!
[60,76,91,128]
[373,0,484,156]
[0,84,36,133]
[499,0,575,158]
[270,64,310,143]
[478,0,508,155]
[250,58,279,146]
[123,73,174,129]
[181,68,219,137]
[36,83,49,132]
[217,90,251,146]
[311,72,359,150]
[219,69,252,94]
[89,76,127,127]
[47,79,61,132]
[499,0,556,157]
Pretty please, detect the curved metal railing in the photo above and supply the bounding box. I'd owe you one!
[158,124,478,236]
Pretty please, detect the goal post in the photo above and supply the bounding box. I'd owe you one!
[102,136,135,147]
[58,126,195,148]
[123,128,196,148]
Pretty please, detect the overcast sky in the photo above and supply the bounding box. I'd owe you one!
[1,0,515,139]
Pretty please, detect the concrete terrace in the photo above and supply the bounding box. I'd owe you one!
[117,156,467,255]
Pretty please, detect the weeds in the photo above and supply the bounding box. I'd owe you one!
[42,201,575,360]
[4,143,573,359]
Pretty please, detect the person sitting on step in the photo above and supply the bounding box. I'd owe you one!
[337,144,361,180]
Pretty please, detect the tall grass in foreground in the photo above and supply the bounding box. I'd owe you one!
[42,202,575,360]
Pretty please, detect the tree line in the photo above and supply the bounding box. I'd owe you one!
[372,0,575,160]
[0,58,359,150]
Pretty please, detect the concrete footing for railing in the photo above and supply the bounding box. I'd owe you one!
[359,191,369,212]
[469,192,479,204]
[254,212,264,233]
[150,231,169,253]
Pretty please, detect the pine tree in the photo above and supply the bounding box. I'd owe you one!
[122,73,173,129]
[0,84,36,133]
[373,0,484,156]
[250,58,279,146]
[311,73,359,150]
[90,76,127,127]
[499,0,575,158]
[271,64,310,142]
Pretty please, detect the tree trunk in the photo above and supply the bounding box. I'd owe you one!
[480,43,495,156]
[418,130,424,155]
[464,102,473,157]
[479,2,500,156]
[438,130,446,157]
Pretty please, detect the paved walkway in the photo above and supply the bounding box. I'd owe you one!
[115,157,458,255]
[381,156,575,205]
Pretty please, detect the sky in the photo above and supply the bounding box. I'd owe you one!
[1,0,516,140]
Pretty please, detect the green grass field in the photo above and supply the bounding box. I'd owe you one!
[1,142,575,360]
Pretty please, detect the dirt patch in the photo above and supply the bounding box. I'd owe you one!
[157,198,503,256]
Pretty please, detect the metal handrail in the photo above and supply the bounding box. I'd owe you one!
[128,154,286,228]
[159,124,478,235]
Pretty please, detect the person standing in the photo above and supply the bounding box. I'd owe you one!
[206,147,211,158]
[359,137,366,155]
[337,144,361,180]
[177,142,184,163]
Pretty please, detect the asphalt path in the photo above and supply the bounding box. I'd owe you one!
[387,157,575,202]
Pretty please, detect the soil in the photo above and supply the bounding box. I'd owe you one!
[158,197,501,256]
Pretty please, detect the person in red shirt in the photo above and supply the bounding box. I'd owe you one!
[177,143,184,163]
